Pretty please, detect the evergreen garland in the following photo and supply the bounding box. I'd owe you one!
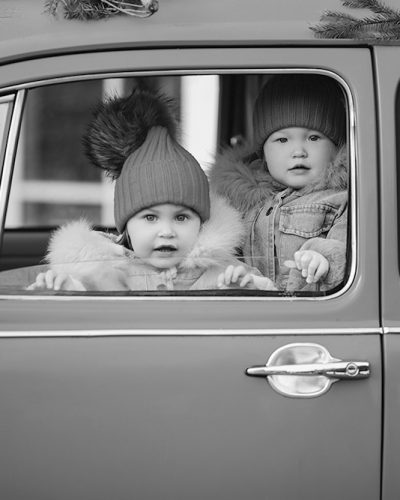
[44,0,159,20]
[310,0,400,39]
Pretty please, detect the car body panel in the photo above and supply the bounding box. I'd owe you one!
[0,47,380,328]
[0,334,381,500]
[0,0,373,59]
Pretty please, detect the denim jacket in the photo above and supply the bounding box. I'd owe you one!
[210,147,348,292]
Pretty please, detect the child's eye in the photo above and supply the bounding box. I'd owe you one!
[309,134,321,141]
[144,214,157,222]
[176,214,189,222]
[275,137,287,143]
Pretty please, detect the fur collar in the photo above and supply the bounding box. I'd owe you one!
[46,193,244,274]
[209,144,348,214]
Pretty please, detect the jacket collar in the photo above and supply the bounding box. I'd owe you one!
[46,193,245,273]
[209,144,348,214]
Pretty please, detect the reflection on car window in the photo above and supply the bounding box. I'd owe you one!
[0,74,350,296]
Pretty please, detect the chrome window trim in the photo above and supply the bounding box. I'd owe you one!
[0,327,381,338]
[383,327,400,334]
[0,67,356,302]
[0,90,24,240]
[0,95,15,104]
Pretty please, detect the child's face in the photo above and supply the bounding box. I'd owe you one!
[263,127,338,190]
[126,203,201,269]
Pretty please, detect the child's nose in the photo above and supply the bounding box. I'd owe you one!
[158,222,175,237]
[292,144,307,157]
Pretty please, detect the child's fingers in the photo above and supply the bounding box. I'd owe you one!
[217,272,227,289]
[53,273,69,291]
[252,275,277,290]
[239,273,252,288]
[224,265,235,285]
[45,270,58,289]
[232,265,246,283]
[313,257,329,283]
[26,272,46,290]
[305,255,320,283]
[33,272,47,289]
[294,251,330,284]
[294,251,312,277]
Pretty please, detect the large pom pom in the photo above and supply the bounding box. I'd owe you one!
[83,88,177,179]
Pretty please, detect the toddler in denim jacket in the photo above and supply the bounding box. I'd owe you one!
[210,74,348,292]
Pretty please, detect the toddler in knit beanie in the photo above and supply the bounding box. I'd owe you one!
[210,73,348,292]
[253,74,346,152]
[27,88,275,292]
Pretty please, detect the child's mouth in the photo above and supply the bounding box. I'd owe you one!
[153,245,177,254]
[289,164,310,172]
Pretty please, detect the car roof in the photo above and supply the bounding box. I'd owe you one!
[1,0,397,62]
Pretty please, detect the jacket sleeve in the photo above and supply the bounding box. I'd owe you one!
[298,207,348,291]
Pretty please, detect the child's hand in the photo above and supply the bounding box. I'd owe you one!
[217,265,276,290]
[285,250,329,284]
[26,270,86,291]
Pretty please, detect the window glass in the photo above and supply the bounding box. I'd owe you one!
[0,73,350,297]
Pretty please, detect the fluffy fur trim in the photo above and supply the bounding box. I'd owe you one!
[45,195,245,274]
[180,193,245,269]
[83,88,177,179]
[210,144,348,214]
[46,219,129,273]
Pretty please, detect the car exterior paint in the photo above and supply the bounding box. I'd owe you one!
[0,1,397,499]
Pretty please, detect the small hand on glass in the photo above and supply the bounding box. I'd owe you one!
[217,265,276,290]
[27,269,86,291]
[285,250,329,284]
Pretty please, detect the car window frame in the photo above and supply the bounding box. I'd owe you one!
[0,66,356,302]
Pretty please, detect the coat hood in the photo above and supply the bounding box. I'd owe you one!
[46,193,245,278]
[209,144,348,214]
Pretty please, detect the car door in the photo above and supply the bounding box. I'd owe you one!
[0,47,381,500]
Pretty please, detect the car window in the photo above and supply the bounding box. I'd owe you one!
[0,73,351,297]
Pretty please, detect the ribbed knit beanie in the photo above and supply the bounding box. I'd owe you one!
[253,74,346,149]
[114,126,210,232]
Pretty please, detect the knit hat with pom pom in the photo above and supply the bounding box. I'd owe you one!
[83,89,210,232]
[253,74,346,149]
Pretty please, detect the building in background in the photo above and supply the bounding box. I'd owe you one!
[5,75,219,229]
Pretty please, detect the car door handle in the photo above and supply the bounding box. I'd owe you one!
[245,343,371,398]
[246,361,370,379]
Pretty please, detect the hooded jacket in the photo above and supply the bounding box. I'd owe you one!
[209,147,348,293]
[43,195,263,291]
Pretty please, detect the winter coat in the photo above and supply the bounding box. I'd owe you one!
[209,147,348,292]
[42,195,261,292]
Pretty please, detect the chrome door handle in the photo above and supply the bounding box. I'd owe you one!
[245,343,371,398]
[246,361,370,379]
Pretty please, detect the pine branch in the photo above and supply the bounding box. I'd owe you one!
[343,0,400,16]
[43,0,63,16]
[311,10,372,38]
[310,0,400,39]
[43,0,158,20]
[319,11,361,22]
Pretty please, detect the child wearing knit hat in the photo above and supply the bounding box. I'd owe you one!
[28,88,274,292]
[210,74,348,293]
